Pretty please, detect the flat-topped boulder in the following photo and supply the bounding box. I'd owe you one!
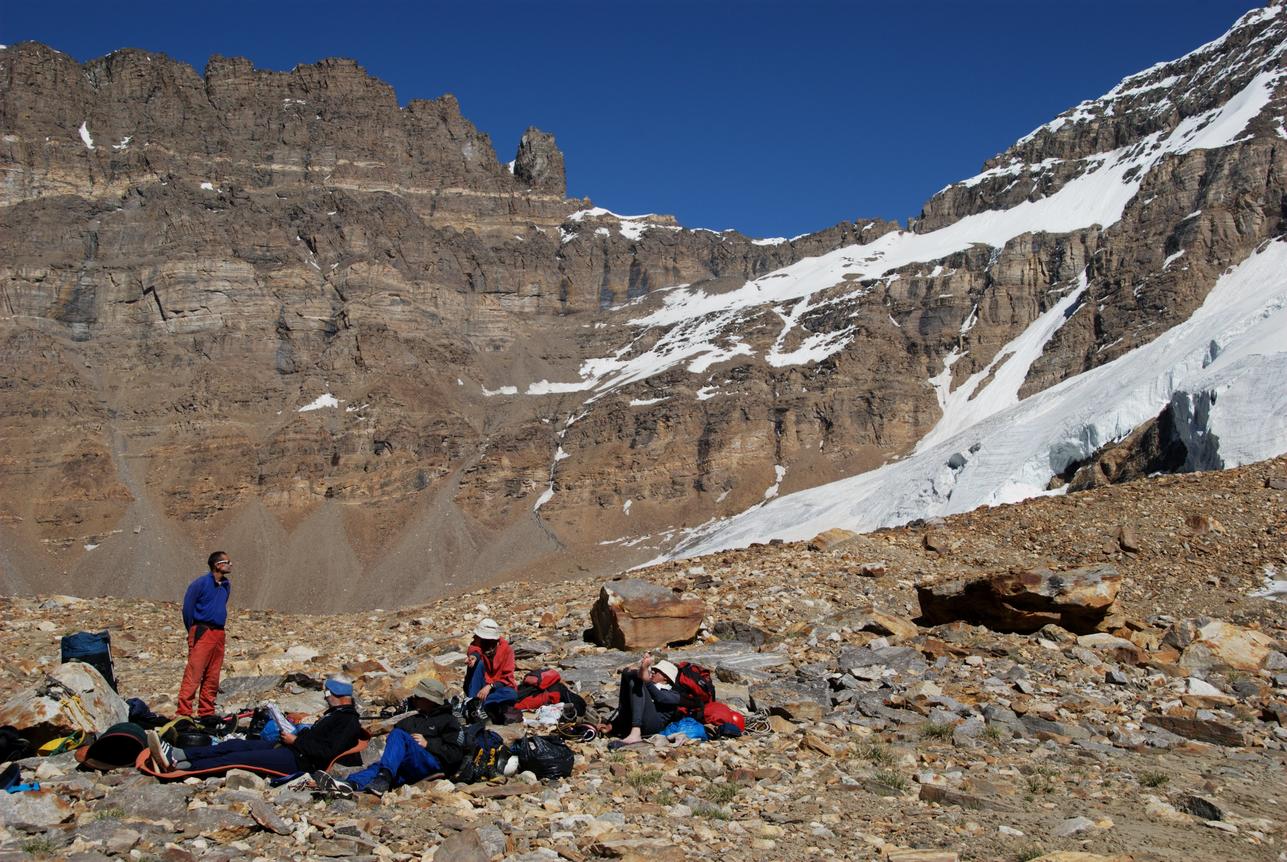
[590,579,705,650]
[915,564,1123,635]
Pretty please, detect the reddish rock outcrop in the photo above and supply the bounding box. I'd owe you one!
[590,579,705,650]
[915,564,1123,635]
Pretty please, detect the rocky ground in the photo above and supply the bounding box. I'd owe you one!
[0,457,1285,862]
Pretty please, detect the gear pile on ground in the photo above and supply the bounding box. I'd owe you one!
[0,457,1285,861]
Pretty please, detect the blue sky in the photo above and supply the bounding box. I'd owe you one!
[2,1,1265,238]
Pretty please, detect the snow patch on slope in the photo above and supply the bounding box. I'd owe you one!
[298,393,339,412]
[917,271,1088,452]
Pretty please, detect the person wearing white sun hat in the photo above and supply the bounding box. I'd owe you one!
[606,652,687,747]
[463,618,517,722]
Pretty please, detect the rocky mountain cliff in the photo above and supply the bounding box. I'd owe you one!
[1,5,1285,610]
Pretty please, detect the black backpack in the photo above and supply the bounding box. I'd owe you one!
[451,720,507,784]
[0,726,29,764]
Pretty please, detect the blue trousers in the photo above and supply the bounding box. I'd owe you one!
[464,661,516,706]
[181,738,300,774]
[345,729,441,790]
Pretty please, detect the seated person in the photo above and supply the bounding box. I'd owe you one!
[607,653,690,746]
[463,618,516,721]
[147,676,361,775]
[339,678,465,795]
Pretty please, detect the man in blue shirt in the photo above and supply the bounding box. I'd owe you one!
[177,551,232,720]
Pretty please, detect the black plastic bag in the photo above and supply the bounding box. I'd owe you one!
[510,734,574,780]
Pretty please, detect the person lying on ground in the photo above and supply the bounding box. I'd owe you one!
[463,617,516,722]
[147,676,361,775]
[338,678,465,795]
[606,653,688,745]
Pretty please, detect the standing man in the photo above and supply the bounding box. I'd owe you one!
[177,551,232,722]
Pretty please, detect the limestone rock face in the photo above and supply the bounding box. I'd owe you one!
[0,4,1284,611]
[915,564,1123,635]
[590,579,705,650]
[512,127,566,195]
[0,662,129,746]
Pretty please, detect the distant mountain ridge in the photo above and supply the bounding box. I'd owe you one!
[0,4,1284,610]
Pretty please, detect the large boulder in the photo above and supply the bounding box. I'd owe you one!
[915,564,1123,635]
[807,528,857,551]
[590,579,705,650]
[0,790,75,827]
[0,662,128,746]
[749,679,832,722]
[1164,618,1279,671]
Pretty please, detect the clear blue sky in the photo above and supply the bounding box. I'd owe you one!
[2,0,1265,238]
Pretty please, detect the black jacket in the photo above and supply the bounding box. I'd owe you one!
[395,705,464,773]
[290,704,361,771]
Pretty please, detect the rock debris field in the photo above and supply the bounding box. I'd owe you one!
[1,457,1285,862]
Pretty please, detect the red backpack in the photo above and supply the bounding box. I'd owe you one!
[513,668,587,716]
[703,702,745,735]
[672,661,716,717]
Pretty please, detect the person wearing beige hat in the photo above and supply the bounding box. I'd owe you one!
[607,652,688,747]
[337,677,465,795]
[464,617,517,722]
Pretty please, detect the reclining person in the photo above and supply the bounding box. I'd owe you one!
[463,618,517,722]
[147,676,361,775]
[607,653,688,746]
[339,678,464,795]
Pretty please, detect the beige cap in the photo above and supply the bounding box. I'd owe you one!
[410,677,446,705]
[652,660,679,685]
[474,618,502,640]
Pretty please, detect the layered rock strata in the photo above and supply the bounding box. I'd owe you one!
[0,5,1284,609]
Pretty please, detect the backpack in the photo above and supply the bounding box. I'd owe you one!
[60,631,116,691]
[702,702,745,736]
[513,668,587,716]
[452,720,507,784]
[0,726,29,764]
[672,662,716,718]
[157,715,204,745]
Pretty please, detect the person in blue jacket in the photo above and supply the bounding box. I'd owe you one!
[177,551,232,720]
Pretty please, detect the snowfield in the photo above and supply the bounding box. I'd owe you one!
[663,238,1287,560]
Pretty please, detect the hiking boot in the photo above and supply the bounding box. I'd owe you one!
[144,730,173,770]
[310,770,354,798]
[365,768,394,795]
[463,697,485,725]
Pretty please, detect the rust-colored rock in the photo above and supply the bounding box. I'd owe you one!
[1144,713,1245,747]
[855,608,920,644]
[808,528,858,551]
[915,564,1123,635]
[1165,618,1279,671]
[590,579,705,650]
[0,662,128,746]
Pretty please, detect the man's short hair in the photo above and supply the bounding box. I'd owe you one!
[207,551,228,570]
